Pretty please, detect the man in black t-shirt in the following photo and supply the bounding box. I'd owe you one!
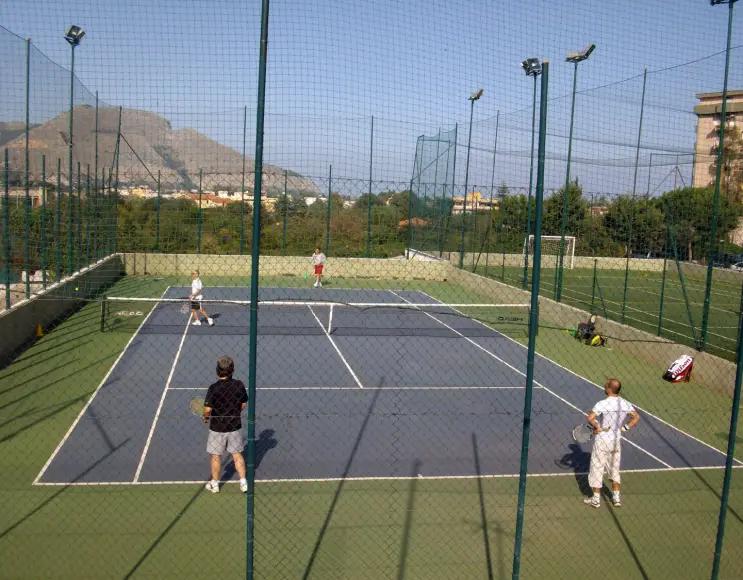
[203,356,248,493]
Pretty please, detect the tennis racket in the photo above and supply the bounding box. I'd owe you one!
[180,302,190,315]
[189,397,206,417]
[571,423,612,443]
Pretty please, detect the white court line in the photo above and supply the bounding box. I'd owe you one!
[31,463,743,487]
[416,288,743,466]
[307,305,365,389]
[167,385,531,391]
[390,290,672,469]
[132,314,192,482]
[32,286,173,486]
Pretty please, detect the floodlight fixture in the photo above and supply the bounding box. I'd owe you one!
[566,43,595,63]
[521,58,542,76]
[65,25,85,46]
[469,89,484,101]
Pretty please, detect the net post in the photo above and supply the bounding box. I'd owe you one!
[99,297,107,333]
[42,155,47,290]
[512,59,548,580]
[247,2,270,578]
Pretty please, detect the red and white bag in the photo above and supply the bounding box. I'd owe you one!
[662,354,694,383]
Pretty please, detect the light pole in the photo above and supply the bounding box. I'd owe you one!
[459,88,483,269]
[709,4,740,580]
[64,25,84,276]
[521,58,542,290]
[555,43,595,302]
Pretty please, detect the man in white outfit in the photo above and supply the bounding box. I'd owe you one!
[189,270,214,326]
[583,378,640,508]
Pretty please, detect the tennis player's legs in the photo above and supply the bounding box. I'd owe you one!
[207,430,247,481]
[588,437,622,492]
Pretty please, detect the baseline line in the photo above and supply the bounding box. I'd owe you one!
[31,463,743,487]
[132,314,191,482]
[32,286,172,485]
[307,305,365,389]
[167,385,530,391]
[416,288,742,466]
[390,290,671,469]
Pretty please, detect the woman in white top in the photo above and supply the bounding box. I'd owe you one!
[311,247,326,288]
[189,270,214,326]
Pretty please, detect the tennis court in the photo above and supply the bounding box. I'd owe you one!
[33,286,731,487]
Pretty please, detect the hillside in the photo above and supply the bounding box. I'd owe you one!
[2,107,318,194]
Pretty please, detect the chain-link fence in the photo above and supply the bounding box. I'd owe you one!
[2,2,743,579]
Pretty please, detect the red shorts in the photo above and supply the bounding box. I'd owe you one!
[314,265,324,275]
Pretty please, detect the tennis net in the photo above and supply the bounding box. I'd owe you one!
[100,297,531,338]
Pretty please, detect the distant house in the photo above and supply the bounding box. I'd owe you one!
[587,206,608,217]
[398,218,430,228]
[304,197,319,206]
[451,191,498,214]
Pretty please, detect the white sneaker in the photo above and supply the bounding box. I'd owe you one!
[239,479,248,493]
[192,320,201,326]
[313,282,318,288]
[583,497,600,508]
[318,282,322,287]
[612,495,621,508]
[207,318,214,326]
[205,480,219,494]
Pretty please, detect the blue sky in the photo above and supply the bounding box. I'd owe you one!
[1,0,741,194]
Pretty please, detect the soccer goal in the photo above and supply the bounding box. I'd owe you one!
[523,235,576,269]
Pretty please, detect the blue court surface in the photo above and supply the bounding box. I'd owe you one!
[34,286,734,486]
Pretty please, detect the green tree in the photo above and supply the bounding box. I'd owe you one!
[542,179,585,237]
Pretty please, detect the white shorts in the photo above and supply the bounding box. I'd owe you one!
[588,436,622,489]
[206,429,244,455]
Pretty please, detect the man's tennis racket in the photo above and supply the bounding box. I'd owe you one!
[189,397,205,417]
[572,424,613,443]
[180,302,190,315]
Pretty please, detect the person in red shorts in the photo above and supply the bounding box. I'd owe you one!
[311,247,326,288]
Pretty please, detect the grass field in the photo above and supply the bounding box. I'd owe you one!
[1,274,743,579]
[475,263,742,361]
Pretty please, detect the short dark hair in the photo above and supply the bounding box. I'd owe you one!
[607,378,621,394]
[216,356,234,378]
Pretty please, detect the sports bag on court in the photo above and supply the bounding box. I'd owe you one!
[663,354,693,383]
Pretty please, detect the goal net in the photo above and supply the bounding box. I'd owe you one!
[523,235,576,269]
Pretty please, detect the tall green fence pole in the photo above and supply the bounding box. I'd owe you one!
[587,193,594,255]
[406,174,415,257]
[702,0,737,352]
[42,156,47,289]
[658,204,670,337]
[113,107,122,254]
[621,68,647,324]
[282,170,288,256]
[523,75,538,290]
[103,168,109,257]
[76,162,82,271]
[154,170,161,251]
[56,159,61,281]
[4,150,10,310]
[366,115,374,258]
[240,105,247,255]
[247,3,270,579]
[85,165,91,267]
[94,92,99,261]
[67,161,74,276]
[460,98,478,270]
[591,259,598,314]
[711,254,743,580]
[325,165,332,257]
[24,37,32,298]
[197,169,203,254]
[512,60,549,580]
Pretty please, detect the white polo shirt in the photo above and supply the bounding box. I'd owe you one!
[592,396,635,441]
[192,278,203,300]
